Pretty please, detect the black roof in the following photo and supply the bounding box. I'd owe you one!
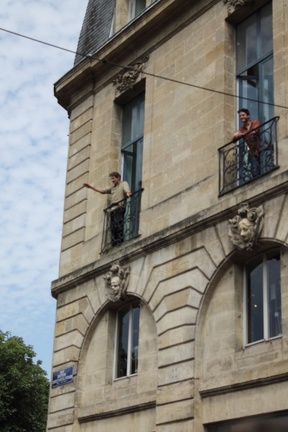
[74,0,115,65]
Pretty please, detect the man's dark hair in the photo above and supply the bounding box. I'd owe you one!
[109,171,121,179]
[238,108,250,116]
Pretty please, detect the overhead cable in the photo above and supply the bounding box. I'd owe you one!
[0,26,287,111]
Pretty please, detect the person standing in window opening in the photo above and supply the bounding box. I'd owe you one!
[83,172,131,246]
[233,108,261,177]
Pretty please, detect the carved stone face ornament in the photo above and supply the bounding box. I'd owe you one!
[103,261,130,302]
[238,218,255,243]
[228,203,264,251]
[111,276,121,293]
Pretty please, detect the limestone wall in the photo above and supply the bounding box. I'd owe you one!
[58,0,288,277]
[48,0,288,431]
[48,191,288,430]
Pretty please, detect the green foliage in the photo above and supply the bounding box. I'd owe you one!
[0,331,49,432]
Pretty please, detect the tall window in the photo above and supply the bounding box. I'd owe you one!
[129,0,146,19]
[236,2,273,123]
[121,93,144,192]
[114,302,140,378]
[244,251,282,344]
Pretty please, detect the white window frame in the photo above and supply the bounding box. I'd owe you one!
[113,302,140,380]
[243,252,282,346]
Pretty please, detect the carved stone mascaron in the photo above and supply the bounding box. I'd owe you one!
[228,202,264,251]
[103,261,130,302]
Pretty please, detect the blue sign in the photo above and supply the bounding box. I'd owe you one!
[52,366,73,388]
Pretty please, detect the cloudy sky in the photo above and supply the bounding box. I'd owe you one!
[0,1,87,375]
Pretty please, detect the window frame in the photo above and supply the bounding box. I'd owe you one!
[121,92,145,192]
[113,301,140,380]
[243,250,282,346]
[236,2,273,124]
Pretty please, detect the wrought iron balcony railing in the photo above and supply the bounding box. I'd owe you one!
[101,188,143,253]
[218,116,279,196]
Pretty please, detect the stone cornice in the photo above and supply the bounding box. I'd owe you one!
[78,400,156,423]
[200,372,288,398]
[54,0,219,111]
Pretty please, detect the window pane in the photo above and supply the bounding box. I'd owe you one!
[116,302,140,378]
[122,94,144,192]
[261,56,274,122]
[267,252,281,338]
[117,306,129,377]
[131,103,139,141]
[247,258,264,343]
[236,3,273,122]
[238,65,259,120]
[123,141,143,192]
[135,138,143,189]
[131,305,140,374]
[236,4,272,72]
[138,96,145,135]
[122,95,144,145]
[245,251,281,344]
[122,103,133,144]
[236,14,257,71]
[260,3,273,57]
[123,144,136,187]
[135,0,146,17]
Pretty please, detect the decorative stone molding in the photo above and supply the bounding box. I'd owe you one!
[113,56,149,95]
[78,401,156,423]
[223,0,253,15]
[103,260,130,301]
[228,202,264,251]
[200,372,288,398]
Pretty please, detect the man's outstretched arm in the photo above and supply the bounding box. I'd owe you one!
[83,183,104,193]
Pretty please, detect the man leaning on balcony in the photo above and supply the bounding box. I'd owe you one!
[233,108,261,177]
[84,172,132,246]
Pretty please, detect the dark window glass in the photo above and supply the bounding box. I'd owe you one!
[247,256,264,343]
[131,305,140,373]
[130,0,146,18]
[135,0,146,16]
[122,94,144,192]
[117,306,129,377]
[116,302,140,378]
[246,251,281,344]
[236,2,273,123]
[267,251,281,338]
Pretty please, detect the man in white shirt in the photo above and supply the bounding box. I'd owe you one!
[84,172,131,246]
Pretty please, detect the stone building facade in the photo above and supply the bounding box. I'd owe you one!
[47,0,288,431]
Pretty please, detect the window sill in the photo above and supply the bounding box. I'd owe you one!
[113,373,138,382]
[244,335,282,348]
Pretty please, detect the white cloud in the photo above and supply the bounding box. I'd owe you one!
[0,0,86,374]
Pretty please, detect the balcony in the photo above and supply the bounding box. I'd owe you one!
[218,117,279,196]
[101,188,143,253]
